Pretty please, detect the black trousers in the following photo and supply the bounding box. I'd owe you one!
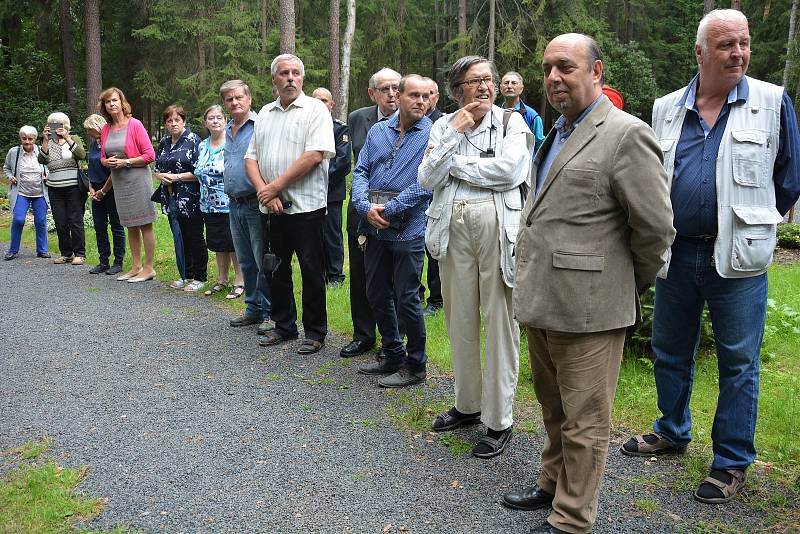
[323,200,345,283]
[270,208,327,342]
[347,230,377,345]
[177,216,208,281]
[420,248,443,307]
[90,185,125,266]
[49,185,86,257]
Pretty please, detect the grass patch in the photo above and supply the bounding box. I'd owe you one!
[634,498,659,513]
[13,436,54,460]
[266,372,282,382]
[0,462,104,533]
[438,434,472,455]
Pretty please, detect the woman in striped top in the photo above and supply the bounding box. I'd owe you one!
[39,112,87,264]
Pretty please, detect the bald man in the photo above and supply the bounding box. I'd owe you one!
[312,87,352,287]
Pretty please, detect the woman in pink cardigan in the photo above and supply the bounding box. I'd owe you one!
[98,87,158,283]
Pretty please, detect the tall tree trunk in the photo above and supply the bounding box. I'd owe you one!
[784,0,798,88]
[704,0,715,14]
[338,0,356,121]
[58,0,76,113]
[487,0,495,62]
[458,0,467,55]
[329,0,340,103]
[279,0,296,54]
[399,0,407,73]
[258,0,269,75]
[730,0,741,10]
[434,0,442,79]
[84,0,102,115]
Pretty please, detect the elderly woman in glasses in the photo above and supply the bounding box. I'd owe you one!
[418,55,534,459]
[39,112,87,264]
[3,126,50,260]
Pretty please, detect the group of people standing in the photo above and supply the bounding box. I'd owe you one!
[4,9,800,534]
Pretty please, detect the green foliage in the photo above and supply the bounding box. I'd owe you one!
[777,223,800,249]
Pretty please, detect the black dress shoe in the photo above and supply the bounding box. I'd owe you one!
[358,356,401,376]
[37,252,52,258]
[340,339,374,358]
[230,314,261,327]
[530,522,569,534]
[89,264,110,274]
[106,264,123,275]
[501,485,555,511]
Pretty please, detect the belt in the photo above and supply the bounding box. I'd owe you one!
[676,234,716,245]
[228,192,257,204]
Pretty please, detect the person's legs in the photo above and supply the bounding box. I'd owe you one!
[140,223,156,272]
[166,196,186,280]
[215,251,231,285]
[126,226,143,273]
[323,200,345,283]
[391,237,426,368]
[268,212,298,338]
[105,189,126,266]
[30,197,48,254]
[441,201,482,415]
[425,249,443,307]
[65,186,86,257]
[230,252,244,286]
[704,272,767,470]
[9,196,32,254]
[91,190,111,265]
[651,240,707,447]
[364,237,403,360]
[48,187,73,257]
[293,209,328,342]
[347,231,377,345]
[229,199,267,320]
[179,216,208,282]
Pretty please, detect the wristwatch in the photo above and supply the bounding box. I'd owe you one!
[124,159,131,168]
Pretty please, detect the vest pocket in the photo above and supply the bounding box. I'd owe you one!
[730,205,782,271]
[731,129,768,187]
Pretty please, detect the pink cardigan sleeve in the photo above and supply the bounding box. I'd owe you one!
[126,118,156,164]
[100,124,110,159]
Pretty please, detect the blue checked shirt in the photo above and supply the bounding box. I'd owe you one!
[352,112,433,241]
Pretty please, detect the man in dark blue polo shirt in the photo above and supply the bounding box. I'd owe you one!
[351,74,432,388]
[220,80,271,330]
[621,10,800,505]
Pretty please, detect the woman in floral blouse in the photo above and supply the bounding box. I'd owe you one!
[195,105,244,298]
[154,104,206,292]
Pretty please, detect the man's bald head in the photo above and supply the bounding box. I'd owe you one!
[312,87,335,112]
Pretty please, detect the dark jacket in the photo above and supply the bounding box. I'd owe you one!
[328,118,352,203]
[346,105,380,234]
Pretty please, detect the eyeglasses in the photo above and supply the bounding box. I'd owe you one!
[376,85,399,95]
[458,76,493,88]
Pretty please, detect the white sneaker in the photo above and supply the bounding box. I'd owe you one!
[170,278,191,289]
[183,280,206,292]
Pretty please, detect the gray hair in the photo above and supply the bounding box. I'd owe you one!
[502,71,524,84]
[696,9,749,51]
[368,68,402,89]
[219,80,251,100]
[47,112,71,131]
[585,36,605,85]
[203,104,225,121]
[271,54,305,77]
[19,125,38,139]
[446,56,499,102]
[83,113,107,133]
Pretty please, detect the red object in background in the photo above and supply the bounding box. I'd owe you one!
[603,85,625,109]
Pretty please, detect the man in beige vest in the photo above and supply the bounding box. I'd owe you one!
[502,33,674,534]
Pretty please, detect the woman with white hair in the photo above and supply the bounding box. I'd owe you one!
[39,112,87,264]
[3,126,50,260]
[84,113,125,275]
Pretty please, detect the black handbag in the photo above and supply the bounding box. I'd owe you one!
[77,166,90,195]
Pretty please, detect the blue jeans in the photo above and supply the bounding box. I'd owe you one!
[229,195,270,320]
[364,236,427,368]
[10,195,48,254]
[652,237,767,470]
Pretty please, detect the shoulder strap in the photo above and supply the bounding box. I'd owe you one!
[14,145,21,174]
[502,108,515,137]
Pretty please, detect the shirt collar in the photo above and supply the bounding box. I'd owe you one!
[377,106,391,121]
[386,111,427,132]
[267,92,308,112]
[226,110,257,131]
[677,73,749,109]
[554,94,603,139]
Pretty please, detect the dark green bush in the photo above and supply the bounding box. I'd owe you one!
[777,223,800,249]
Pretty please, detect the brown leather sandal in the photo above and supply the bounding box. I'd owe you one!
[693,469,746,504]
[620,432,687,456]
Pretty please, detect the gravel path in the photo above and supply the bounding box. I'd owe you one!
[0,248,773,533]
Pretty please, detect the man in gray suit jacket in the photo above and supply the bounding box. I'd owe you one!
[340,68,402,359]
[501,34,675,534]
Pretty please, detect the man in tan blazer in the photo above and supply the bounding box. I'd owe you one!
[501,33,674,534]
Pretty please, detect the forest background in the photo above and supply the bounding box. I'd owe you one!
[2,0,800,149]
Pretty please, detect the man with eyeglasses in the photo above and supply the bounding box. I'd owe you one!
[501,71,545,153]
[341,67,403,359]
[419,55,533,458]
[351,74,433,388]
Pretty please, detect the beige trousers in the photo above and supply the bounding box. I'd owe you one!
[441,199,520,431]
[526,326,626,534]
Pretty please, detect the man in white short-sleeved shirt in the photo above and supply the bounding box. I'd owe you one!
[244,53,335,355]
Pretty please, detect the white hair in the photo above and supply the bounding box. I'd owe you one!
[369,68,402,89]
[19,125,38,139]
[47,112,71,131]
[270,54,305,77]
[696,9,748,51]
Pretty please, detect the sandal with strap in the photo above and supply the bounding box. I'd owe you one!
[694,469,746,504]
[472,427,513,459]
[204,282,228,296]
[226,285,245,299]
[620,432,687,457]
